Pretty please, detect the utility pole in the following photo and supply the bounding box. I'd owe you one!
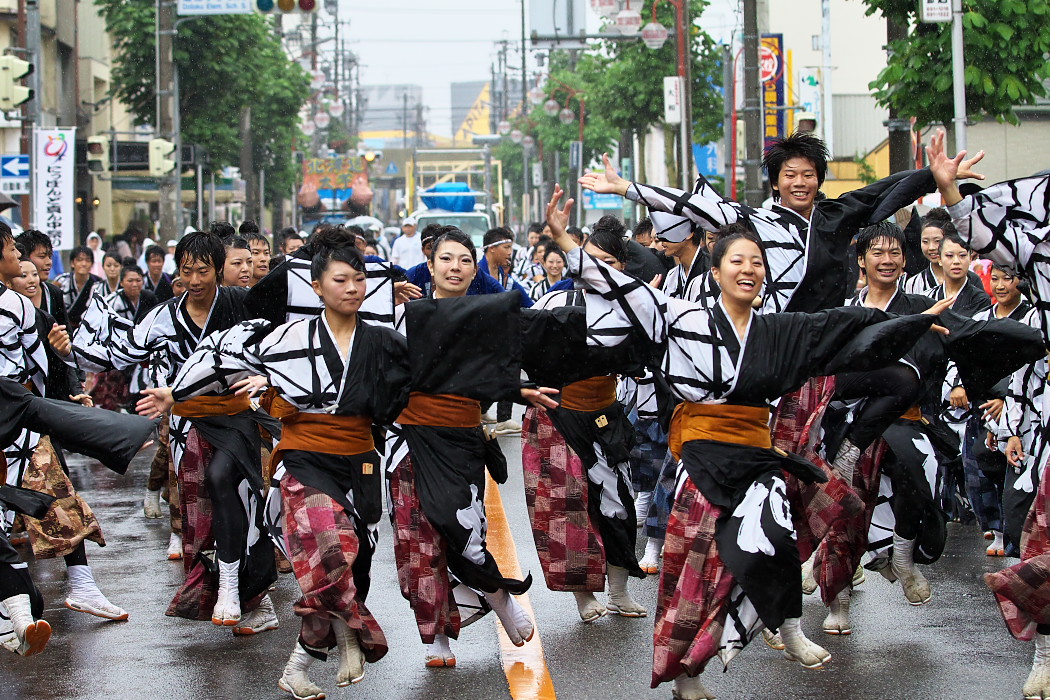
[820,0,834,158]
[741,0,764,206]
[951,0,967,153]
[885,18,911,174]
[402,92,408,149]
[722,44,733,185]
[240,106,256,219]
[156,0,178,238]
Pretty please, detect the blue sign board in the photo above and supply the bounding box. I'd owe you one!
[692,143,721,178]
[582,190,623,210]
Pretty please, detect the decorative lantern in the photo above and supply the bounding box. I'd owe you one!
[641,21,669,49]
[314,112,331,129]
[543,99,561,117]
[528,86,546,105]
[615,7,642,36]
[328,101,345,118]
[558,107,575,125]
[497,120,512,136]
[522,135,536,148]
[509,129,524,144]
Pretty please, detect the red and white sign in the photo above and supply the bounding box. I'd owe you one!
[760,44,780,84]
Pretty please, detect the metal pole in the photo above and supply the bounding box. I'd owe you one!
[821,0,834,156]
[24,0,40,227]
[742,0,764,206]
[208,169,215,223]
[173,62,182,236]
[678,0,692,191]
[722,44,733,183]
[951,0,967,153]
[195,163,203,229]
[259,168,265,224]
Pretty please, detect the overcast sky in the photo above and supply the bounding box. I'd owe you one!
[341,0,740,137]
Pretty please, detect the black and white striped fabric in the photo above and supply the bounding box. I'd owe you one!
[103,290,155,393]
[902,265,938,295]
[0,285,47,393]
[628,180,806,314]
[650,210,694,244]
[528,277,553,302]
[948,175,1050,347]
[278,256,397,328]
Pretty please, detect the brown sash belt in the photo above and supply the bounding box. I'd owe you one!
[560,375,617,412]
[172,393,252,418]
[397,392,482,428]
[268,394,376,474]
[669,402,772,461]
[901,405,923,422]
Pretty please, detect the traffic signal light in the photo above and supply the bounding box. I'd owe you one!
[255,0,318,12]
[360,149,383,163]
[0,55,32,111]
[148,138,176,176]
[86,136,110,173]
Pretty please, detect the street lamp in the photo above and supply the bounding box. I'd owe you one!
[558,107,575,125]
[615,2,642,36]
[498,120,512,136]
[509,128,524,144]
[641,21,669,49]
[645,0,692,190]
[543,99,561,117]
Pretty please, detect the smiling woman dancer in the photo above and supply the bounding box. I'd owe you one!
[544,185,950,700]
[385,227,559,669]
[164,238,410,700]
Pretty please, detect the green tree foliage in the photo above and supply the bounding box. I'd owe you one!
[95,1,310,204]
[862,0,1050,126]
[580,0,723,146]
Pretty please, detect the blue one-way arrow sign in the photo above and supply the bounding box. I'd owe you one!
[1,155,29,178]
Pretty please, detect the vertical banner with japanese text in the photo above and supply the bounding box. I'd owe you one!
[32,128,76,250]
[760,34,786,152]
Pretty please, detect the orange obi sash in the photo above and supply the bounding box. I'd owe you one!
[669,402,772,461]
[268,395,376,474]
[397,392,482,428]
[901,405,923,422]
[560,375,617,412]
[172,393,252,418]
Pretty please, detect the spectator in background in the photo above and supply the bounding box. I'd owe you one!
[566,225,585,246]
[162,239,178,275]
[222,237,253,288]
[52,245,102,330]
[390,216,424,268]
[280,228,304,255]
[209,221,237,243]
[632,217,655,247]
[85,232,106,277]
[242,226,271,286]
[144,244,174,301]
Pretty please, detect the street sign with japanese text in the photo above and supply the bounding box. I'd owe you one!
[761,34,786,151]
[663,76,683,125]
[0,154,29,195]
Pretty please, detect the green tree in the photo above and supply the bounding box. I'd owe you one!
[862,0,1050,127]
[95,1,310,206]
[579,0,723,183]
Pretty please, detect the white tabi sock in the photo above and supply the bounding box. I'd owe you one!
[65,565,128,621]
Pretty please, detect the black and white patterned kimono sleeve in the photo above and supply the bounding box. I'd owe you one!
[0,286,48,394]
[625,176,745,233]
[948,175,1050,345]
[169,320,271,402]
[72,293,163,375]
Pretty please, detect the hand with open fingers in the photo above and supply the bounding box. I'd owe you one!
[137,387,175,420]
[980,398,1004,422]
[1006,435,1025,468]
[394,281,423,305]
[649,274,663,289]
[47,323,72,357]
[545,186,576,246]
[232,375,268,398]
[69,393,93,407]
[957,149,986,181]
[577,153,629,196]
[521,386,560,410]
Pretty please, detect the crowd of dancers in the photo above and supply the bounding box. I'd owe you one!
[3,127,1050,700]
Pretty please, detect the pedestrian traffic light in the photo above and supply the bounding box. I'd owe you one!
[0,55,32,112]
[86,136,110,173]
[148,138,176,176]
[255,0,318,12]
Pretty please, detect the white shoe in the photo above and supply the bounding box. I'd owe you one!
[278,643,326,700]
[233,594,279,635]
[425,633,456,668]
[166,532,183,561]
[1,594,51,656]
[212,558,241,626]
[801,554,817,596]
[484,589,534,646]
[0,601,15,652]
[891,532,932,605]
[606,565,647,617]
[852,564,866,587]
[481,412,497,425]
[672,673,717,700]
[333,619,365,686]
[987,530,1005,557]
[65,565,129,621]
[634,491,653,527]
[572,591,607,623]
[1025,633,1050,699]
[639,537,662,575]
[493,420,522,436]
[143,488,163,519]
[780,617,831,669]
[761,628,785,650]
[822,588,851,635]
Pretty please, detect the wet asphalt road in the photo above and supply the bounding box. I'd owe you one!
[0,429,1031,700]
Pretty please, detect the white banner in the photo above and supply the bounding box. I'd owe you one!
[32,128,76,251]
[177,0,253,15]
